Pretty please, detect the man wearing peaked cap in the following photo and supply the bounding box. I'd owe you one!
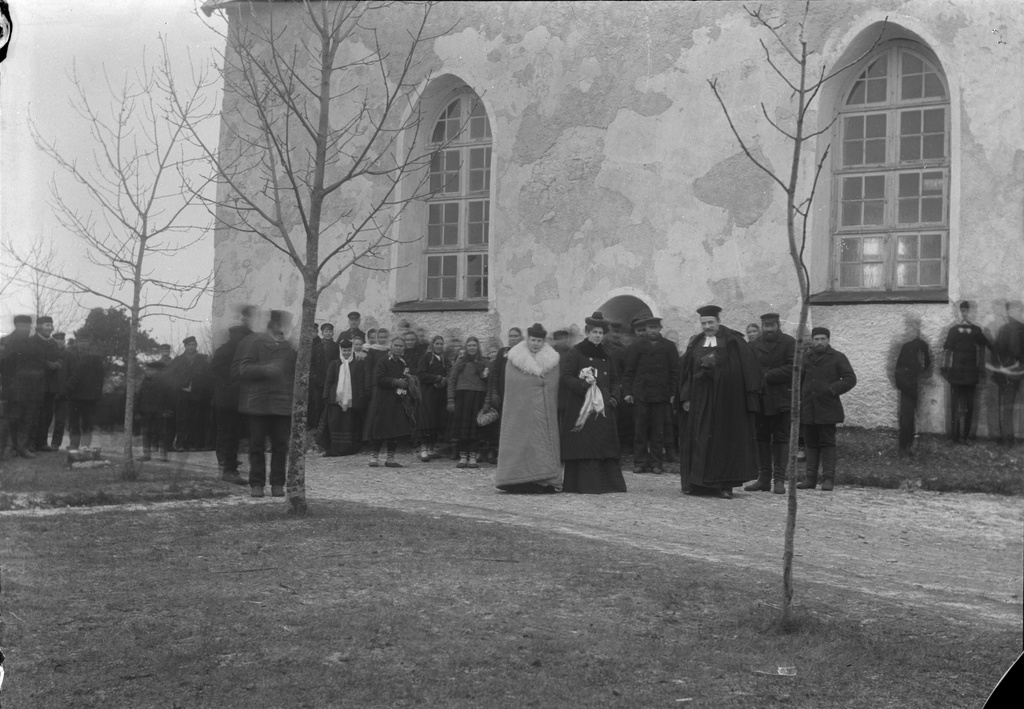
[744,312,796,494]
[678,305,764,498]
[796,326,857,492]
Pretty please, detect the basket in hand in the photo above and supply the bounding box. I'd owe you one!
[476,407,500,427]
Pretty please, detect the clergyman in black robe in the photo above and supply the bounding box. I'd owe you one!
[678,305,764,498]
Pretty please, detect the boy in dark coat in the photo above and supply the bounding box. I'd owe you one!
[64,335,106,450]
[797,327,857,491]
[941,300,989,443]
[623,316,679,474]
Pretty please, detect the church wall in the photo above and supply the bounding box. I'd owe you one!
[213,0,1024,438]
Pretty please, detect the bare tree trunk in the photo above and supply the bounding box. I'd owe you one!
[285,278,318,516]
[122,299,141,481]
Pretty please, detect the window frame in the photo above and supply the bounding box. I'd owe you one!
[830,42,950,295]
[422,92,492,303]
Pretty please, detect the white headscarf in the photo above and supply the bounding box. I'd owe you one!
[335,354,353,411]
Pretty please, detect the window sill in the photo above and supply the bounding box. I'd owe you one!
[392,299,490,313]
[809,289,949,305]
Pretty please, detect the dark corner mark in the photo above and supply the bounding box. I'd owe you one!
[0,0,11,63]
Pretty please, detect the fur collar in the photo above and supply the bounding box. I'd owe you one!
[507,341,560,376]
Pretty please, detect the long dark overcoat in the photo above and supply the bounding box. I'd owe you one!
[678,325,763,489]
[750,332,796,415]
[363,354,414,441]
[559,340,621,460]
[210,325,253,410]
[233,332,297,417]
[622,336,679,403]
[800,346,857,425]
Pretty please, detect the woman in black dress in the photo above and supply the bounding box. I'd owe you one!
[416,335,450,461]
[363,336,416,467]
[560,312,627,493]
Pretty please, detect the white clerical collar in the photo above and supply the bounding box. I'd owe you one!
[703,336,718,347]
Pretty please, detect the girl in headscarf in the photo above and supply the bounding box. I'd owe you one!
[560,312,626,493]
[416,335,450,461]
[495,323,562,493]
[446,335,490,468]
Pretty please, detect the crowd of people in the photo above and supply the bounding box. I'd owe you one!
[2,299,1020,500]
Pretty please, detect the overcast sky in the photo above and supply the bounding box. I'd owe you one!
[0,0,225,347]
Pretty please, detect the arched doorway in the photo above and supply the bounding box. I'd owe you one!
[597,294,654,333]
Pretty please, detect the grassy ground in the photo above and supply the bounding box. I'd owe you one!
[1,499,1017,708]
[837,428,1023,495]
[0,447,236,510]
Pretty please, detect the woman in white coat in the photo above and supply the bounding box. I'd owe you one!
[494,323,562,494]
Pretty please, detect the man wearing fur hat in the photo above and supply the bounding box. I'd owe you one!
[622,315,679,474]
[678,305,764,498]
[745,313,796,494]
[796,327,857,491]
[170,335,212,451]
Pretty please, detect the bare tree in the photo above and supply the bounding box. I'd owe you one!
[18,57,213,480]
[3,236,84,330]
[709,1,884,624]
[176,1,446,515]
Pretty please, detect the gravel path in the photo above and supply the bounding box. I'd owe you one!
[303,453,1023,630]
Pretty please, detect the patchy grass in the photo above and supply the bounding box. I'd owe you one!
[0,449,236,510]
[837,428,1024,495]
[1,500,1016,708]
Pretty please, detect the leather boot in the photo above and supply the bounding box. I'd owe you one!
[820,446,837,491]
[796,447,819,489]
[772,443,788,494]
[744,441,773,491]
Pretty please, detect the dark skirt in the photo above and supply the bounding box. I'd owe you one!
[562,459,627,494]
[322,404,361,456]
[447,389,495,442]
[418,382,448,436]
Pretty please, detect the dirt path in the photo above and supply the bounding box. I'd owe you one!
[305,455,1023,630]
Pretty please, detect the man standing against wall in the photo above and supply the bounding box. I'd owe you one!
[991,300,1024,447]
[941,300,989,443]
[623,315,679,475]
[797,327,857,492]
[678,305,762,498]
[894,317,932,456]
[745,312,795,494]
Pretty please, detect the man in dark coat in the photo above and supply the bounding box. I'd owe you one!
[32,315,64,452]
[170,335,212,451]
[64,334,106,450]
[50,331,70,449]
[308,322,339,430]
[745,312,795,494]
[941,300,989,443]
[210,316,254,484]
[797,327,857,492]
[623,315,679,474]
[335,311,366,344]
[233,310,297,497]
[0,315,46,458]
[678,305,763,498]
[991,300,1023,447]
[894,317,932,456]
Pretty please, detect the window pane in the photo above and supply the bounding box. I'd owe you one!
[841,203,861,227]
[426,279,440,299]
[441,277,456,299]
[865,175,885,198]
[840,238,861,262]
[898,199,919,223]
[920,233,942,259]
[920,198,943,222]
[863,263,884,288]
[427,256,440,277]
[897,262,918,286]
[466,254,488,298]
[868,55,887,78]
[902,52,923,74]
[866,78,887,103]
[924,73,945,98]
[843,176,863,200]
[923,108,944,132]
[898,235,918,259]
[920,259,942,285]
[921,134,944,159]
[863,237,884,259]
[865,139,886,164]
[442,255,457,276]
[866,114,886,137]
[900,111,921,135]
[902,75,922,100]
[845,115,864,139]
[863,200,884,225]
[899,173,919,197]
[844,141,862,166]
[900,137,921,162]
[846,80,866,105]
[839,264,863,288]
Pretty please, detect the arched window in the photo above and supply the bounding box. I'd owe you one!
[832,42,949,293]
[423,93,492,301]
